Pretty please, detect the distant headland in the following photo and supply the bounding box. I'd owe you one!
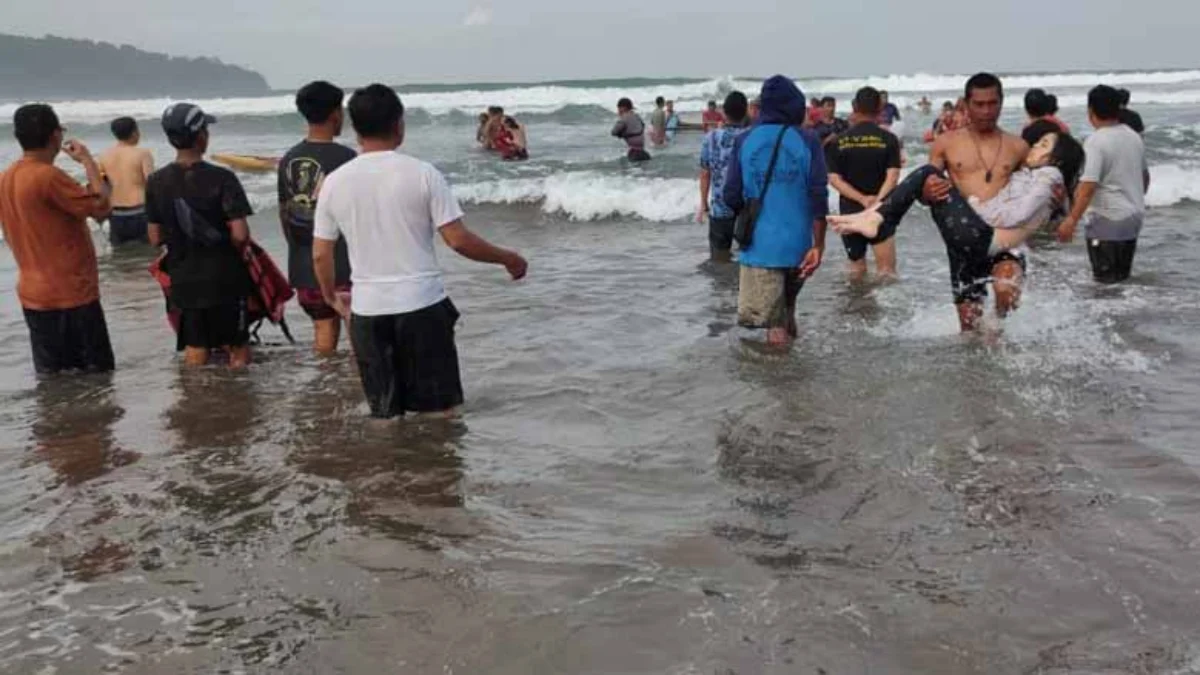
[0,33,270,101]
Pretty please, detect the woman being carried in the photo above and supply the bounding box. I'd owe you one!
[500,117,529,161]
[830,129,1084,301]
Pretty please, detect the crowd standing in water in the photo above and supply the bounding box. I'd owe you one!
[695,72,1146,338]
[0,70,1150,417]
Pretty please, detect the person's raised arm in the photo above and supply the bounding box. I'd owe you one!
[59,140,111,220]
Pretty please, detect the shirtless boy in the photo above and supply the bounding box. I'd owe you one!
[98,117,154,246]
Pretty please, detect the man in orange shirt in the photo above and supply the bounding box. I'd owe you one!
[0,104,114,375]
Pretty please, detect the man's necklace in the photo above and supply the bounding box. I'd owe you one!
[969,130,1004,183]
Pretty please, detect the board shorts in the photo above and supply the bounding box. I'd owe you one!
[1088,239,1137,284]
[737,266,805,329]
[178,298,250,350]
[709,216,736,253]
[627,148,652,162]
[22,300,115,375]
[350,298,464,419]
[108,207,149,245]
[296,284,351,321]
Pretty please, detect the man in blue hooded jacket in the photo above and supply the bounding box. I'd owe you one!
[724,75,829,345]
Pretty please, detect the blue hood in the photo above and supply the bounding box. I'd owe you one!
[758,75,807,126]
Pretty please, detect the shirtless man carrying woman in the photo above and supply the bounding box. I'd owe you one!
[831,74,1080,332]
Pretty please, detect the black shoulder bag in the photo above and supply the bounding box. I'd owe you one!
[733,125,790,249]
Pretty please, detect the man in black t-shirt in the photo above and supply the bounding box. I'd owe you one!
[147,103,256,368]
[278,81,357,354]
[827,87,903,280]
[813,96,850,147]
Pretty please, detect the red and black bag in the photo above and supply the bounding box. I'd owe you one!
[149,240,296,346]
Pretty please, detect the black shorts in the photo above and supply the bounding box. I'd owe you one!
[840,222,899,262]
[178,299,250,350]
[108,210,148,245]
[839,201,898,262]
[627,148,652,162]
[1088,239,1137,284]
[953,250,1027,305]
[709,216,736,253]
[23,300,115,375]
[350,298,464,418]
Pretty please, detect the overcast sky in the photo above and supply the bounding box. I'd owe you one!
[7,0,1197,88]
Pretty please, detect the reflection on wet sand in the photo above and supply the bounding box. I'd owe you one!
[31,373,135,488]
[27,374,141,585]
[285,367,473,550]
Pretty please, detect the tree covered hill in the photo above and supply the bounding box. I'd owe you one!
[0,33,270,101]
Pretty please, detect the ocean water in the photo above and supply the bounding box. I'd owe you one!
[0,72,1199,673]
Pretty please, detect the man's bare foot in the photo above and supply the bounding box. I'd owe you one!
[829,209,884,240]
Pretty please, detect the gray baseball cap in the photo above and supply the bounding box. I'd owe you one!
[161,102,216,138]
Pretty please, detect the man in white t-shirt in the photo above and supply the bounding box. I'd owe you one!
[313,84,527,419]
[1058,84,1150,283]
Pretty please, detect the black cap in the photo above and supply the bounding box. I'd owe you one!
[161,102,216,138]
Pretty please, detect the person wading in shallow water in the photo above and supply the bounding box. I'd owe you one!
[697,90,752,263]
[1056,85,1149,284]
[611,98,650,162]
[0,104,114,375]
[279,80,357,355]
[313,84,527,419]
[724,75,829,346]
[827,86,902,281]
[98,116,154,246]
[147,103,257,369]
[919,73,1042,332]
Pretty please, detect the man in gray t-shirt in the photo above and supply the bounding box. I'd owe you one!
[1058,85,1150,283]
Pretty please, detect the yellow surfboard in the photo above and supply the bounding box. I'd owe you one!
[212,153,279,173]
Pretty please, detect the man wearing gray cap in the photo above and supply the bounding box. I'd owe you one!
[146,103,257,368]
